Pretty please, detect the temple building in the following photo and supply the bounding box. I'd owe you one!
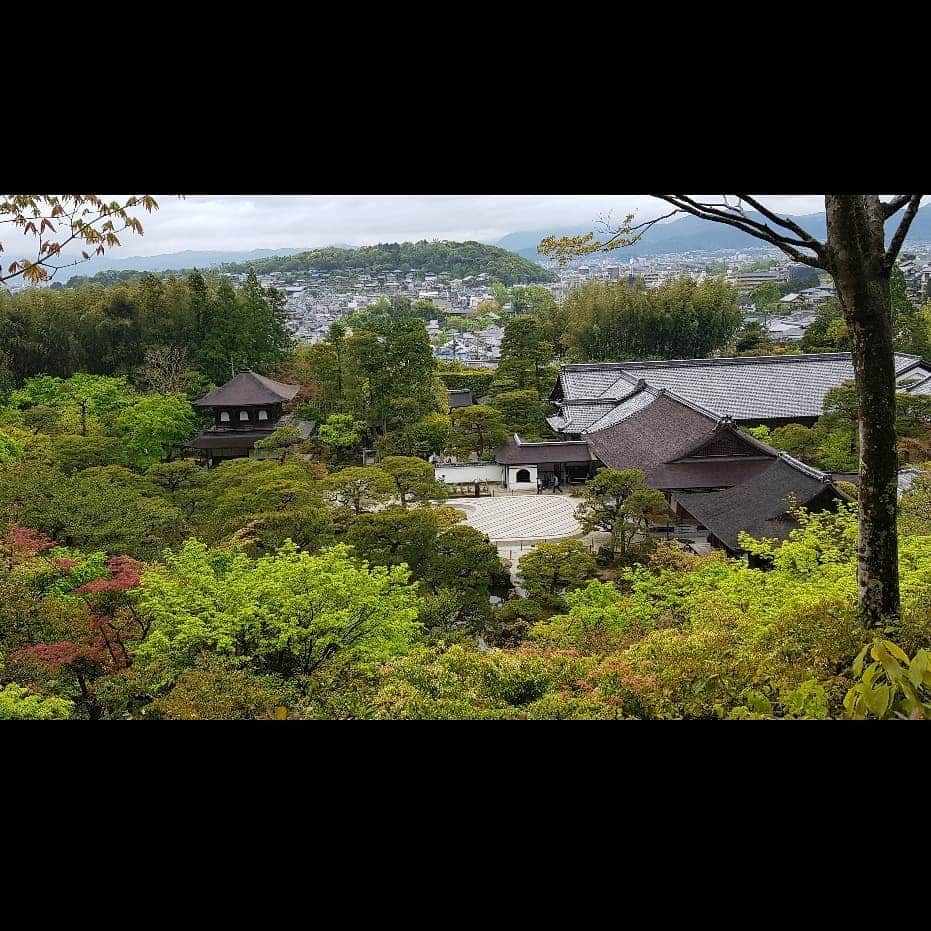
[548,352,931,435]
[514,351,931,553]
[494,437,596,489]
[187,370,316,467]
[433,353,911,556]
[579,384,854,554]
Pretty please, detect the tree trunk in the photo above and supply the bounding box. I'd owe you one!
[825,196,900,628]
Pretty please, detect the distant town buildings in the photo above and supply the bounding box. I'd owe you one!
[220,265,511,363]
[198,241,931,360]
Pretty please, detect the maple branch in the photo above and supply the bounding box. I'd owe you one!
[0,196,155,284]
[1,204,128,283]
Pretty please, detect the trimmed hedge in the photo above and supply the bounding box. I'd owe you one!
[439,371,495,397]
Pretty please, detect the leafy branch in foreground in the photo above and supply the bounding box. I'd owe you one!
[0,194,160,285]
[844,638,931,719]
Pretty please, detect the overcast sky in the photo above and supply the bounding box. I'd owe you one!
[81,194,832,258]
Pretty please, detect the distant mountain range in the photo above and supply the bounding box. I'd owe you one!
[494,205,931,264]
[57,247,316,282]
[48,204,931,285]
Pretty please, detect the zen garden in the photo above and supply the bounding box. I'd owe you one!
[2,193,930,721]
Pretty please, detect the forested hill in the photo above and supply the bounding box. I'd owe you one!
[220,241,558,285]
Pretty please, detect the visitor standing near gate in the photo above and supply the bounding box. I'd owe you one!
[536,477,542,495]
[552,474,561,494]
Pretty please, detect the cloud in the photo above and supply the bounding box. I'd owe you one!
[105,194,832,256]
[5,194,838,264]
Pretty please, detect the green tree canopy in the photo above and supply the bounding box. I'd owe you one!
[0,682,73,720]
[491,389,550,440]
[184,459,328,553]
[448,405,509,459]
[8,374,136,435]
[319,466,395,516]
[219,241,556,286]
[419,524,507,631]
[345,507,444,576]
[0,462,182,559]
[134,540,422,680]
[378,456,447,509]
[317,413,367,453]
[493,315,555,395]
[0,430,24,463]
[575,469,669,557]
[114,395,198,469]
[0,269,291,386]
[561,276,740,361]
[517,540,597,599]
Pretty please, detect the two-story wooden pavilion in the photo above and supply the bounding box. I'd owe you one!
[187,370,316,467]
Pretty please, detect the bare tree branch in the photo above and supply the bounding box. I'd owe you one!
[733,194,825,251]
[880,195,913,220]
[649,195,827,269]
[884,194,923,271]
[662,195,818,250]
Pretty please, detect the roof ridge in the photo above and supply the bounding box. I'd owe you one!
[560,398,619,406]
[193,370,299,406]
[564,352,858,371]
[248,370,298,389]
[581,386,655,434]
[657,386,724,422]
[598,372,642,397]
[671,420,779,462]
[562,351,925,372]
[776,451,829,482]
[514,436,590,447]
[902,371,931,390]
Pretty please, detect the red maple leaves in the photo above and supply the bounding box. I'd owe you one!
[3,524,55,569]
[16,553,146,676]
[21,641,87,672]
[76,556,143,595]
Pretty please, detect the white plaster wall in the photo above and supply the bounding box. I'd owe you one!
[435,463,505,484]
[507,464,538,488]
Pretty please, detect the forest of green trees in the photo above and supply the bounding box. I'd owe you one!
[2,264,931,720]
[557,276,742,360]
[0,269,290,387]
